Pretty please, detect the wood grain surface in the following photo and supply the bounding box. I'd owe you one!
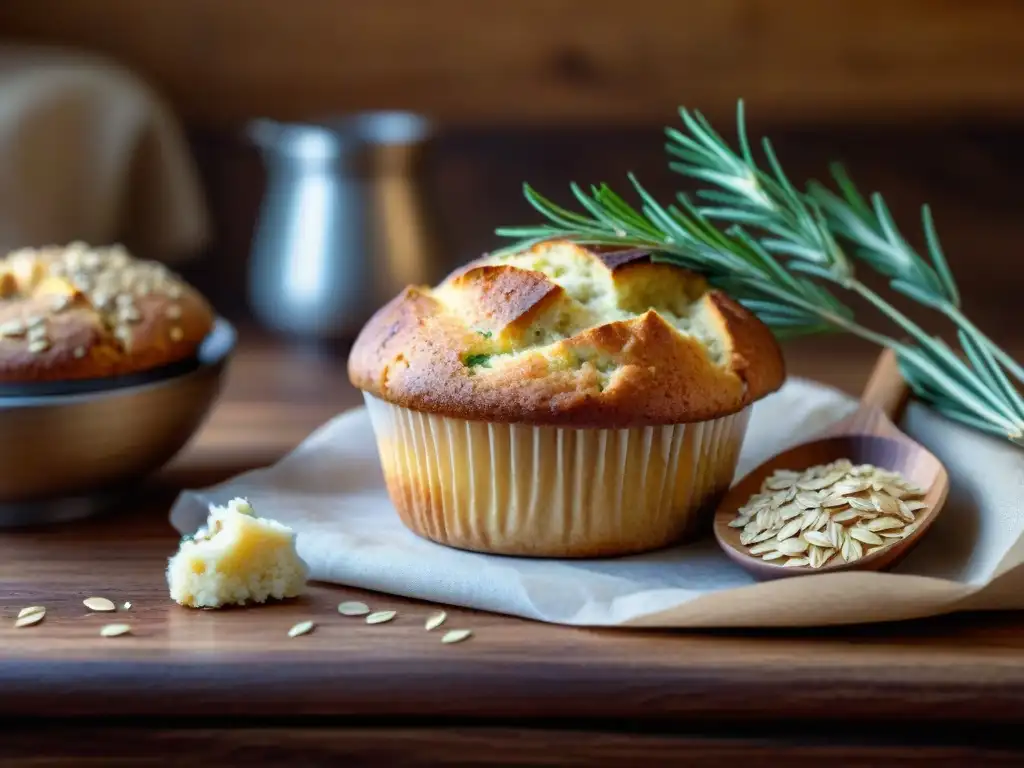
[3,727,1023,767]
[2,331,1024,768]
[2,0,1024,127]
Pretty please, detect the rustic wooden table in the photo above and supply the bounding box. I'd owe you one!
[2,331,1024,766]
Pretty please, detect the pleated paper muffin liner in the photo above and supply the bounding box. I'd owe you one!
[363,394,751,558]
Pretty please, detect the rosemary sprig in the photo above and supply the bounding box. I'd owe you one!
[810,166,1024,385]
[496,101,1024,446]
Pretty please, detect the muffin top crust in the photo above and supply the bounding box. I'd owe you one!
[348,240,785,427]
[0,242,214,384]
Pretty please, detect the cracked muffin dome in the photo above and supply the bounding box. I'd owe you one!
[348,240,785,427]
[0,242,214,384]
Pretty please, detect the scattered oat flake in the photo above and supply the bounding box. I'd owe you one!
[288,620,315,638]
[850,527,884,546]
[733,460,927,569]
[799,509,819,531]
[866,517,904,532]
[777,538,809,556]
[441,629,473,644]
[366,610,397,625]
[751,529,776,544]
[337,601,371,616]
[797,476,833,491]
[775,486,798,504]
[795,493,822,509]
[779,503,805,521]
[847,497,877,512]
[895,501,917,522]
[832,480,870,496]
[808,547,824,568]
[830,509,860,523]
[123,602,132,610]
[803,531,832,548]
[776,518,803,542]
[749,541,777,556]
[14,606,45,627]
[881,483,908,499]
[871,492,899,515]
[425,611,447,631]
[100,623,131,638]
[84,597,116,612]
[819,493,847,507]
[773,470,802,480]
[841,536,864,562]
[810,547,836,569]
[827,521,845,549]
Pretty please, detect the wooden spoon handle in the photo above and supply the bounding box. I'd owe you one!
[860,348,911,421]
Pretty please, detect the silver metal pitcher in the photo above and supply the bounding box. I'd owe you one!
[247,111,444,339]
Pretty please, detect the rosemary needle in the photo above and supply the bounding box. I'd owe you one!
[497,100,1024,447]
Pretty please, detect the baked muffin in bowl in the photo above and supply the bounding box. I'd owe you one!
[0,243,234,522]
[0,242,213,384]
[348,240,785,557]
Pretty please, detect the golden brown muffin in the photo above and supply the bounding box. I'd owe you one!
[349,240,785,427]
[349,240,787,558]
[0,243,214,384]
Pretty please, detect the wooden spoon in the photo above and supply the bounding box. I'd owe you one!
[713,349,950,581]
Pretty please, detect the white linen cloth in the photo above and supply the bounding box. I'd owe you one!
[171,378,1024,628]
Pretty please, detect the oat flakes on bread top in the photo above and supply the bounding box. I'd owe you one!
[0,242,214,384]
[348,240,785,427]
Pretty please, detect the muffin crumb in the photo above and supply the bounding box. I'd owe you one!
[167,498,308,609]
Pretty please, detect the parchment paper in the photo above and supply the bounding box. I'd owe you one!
[170,379,1024,628]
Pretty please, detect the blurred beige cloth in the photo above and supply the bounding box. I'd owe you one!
[0,44,209,263]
